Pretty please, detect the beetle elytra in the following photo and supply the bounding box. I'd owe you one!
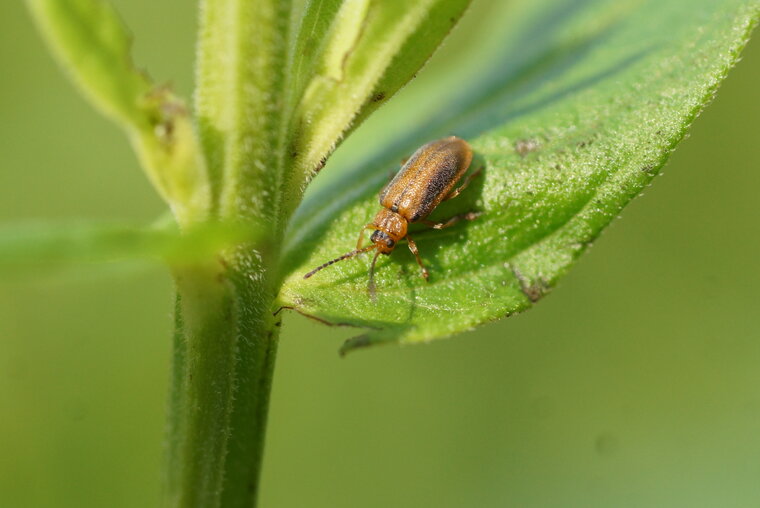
[304,136,481,296]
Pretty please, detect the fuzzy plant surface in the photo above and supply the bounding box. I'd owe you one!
[14,0,760,506]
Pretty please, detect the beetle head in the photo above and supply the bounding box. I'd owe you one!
[370,208,406,254]
[370,229,397,254]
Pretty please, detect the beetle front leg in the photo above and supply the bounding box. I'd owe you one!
[421,211,480,230]
[444,166,483,201]
[356,224,376,250]
[406,236,429,281]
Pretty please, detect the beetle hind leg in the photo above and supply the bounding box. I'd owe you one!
[421,211,480,230]
[406,235,429,281]
[444,166,483,201]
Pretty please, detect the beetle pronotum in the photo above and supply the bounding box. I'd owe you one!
[304,136,481,296]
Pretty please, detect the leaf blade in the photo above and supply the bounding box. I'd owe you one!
[0,219,256,275]
[26,0,148,124]
[279,0,760,352]
[27,0,211,225]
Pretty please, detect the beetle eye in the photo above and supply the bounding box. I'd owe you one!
[386,239,395,248]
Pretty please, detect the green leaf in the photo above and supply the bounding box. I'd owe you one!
[27,0,210,225]
[279,0,472,221]
[278,0,759,353]
[0,219,256,275]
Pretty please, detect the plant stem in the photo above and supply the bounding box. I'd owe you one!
[174,0,292,502]
[166,250,280,507]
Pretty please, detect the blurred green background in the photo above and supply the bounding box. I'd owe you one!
[2,1,759,507]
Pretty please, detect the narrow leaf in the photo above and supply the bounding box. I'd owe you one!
[280,0,472,220]
[0,219,256,274]
[278,0,759,353]
[27,0,210,225]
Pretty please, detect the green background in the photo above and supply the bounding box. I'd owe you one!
[1,1,759,507]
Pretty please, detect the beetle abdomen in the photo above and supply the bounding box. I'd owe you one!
[380,136,472,222]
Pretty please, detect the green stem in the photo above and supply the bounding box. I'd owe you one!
[174,0,292,503]
[166,250,280,507]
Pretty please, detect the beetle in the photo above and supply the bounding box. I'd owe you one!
[304,136,481,296]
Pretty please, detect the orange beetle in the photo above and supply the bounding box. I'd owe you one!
[304,136,481,295]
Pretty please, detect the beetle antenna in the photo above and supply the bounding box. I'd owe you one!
[367,249,382,301]
[303,244,377,279]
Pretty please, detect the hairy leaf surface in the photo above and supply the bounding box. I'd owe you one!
[279,0,759,353]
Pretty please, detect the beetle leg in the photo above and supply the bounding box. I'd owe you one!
[406,236,429,281]
[421,211,480,230]
[356,224,376,250]
[444,166,483,201]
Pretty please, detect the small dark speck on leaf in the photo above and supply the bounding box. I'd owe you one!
[289,138,300,159]
[570,241,591,251]
[512,267,549,303]
[641,164,655,172]
[293,296,310,308]
[372,92,386,102]
[155,121,175,144]
[515,138,540,157]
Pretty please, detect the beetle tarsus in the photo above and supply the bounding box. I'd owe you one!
[406,236,429,282]
[422,211,480,230]
[444,166,483,201]
[355,224,375,250]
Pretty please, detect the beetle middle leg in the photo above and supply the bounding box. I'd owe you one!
[444,166,483,201]
[421,211,480,230]
[406,235,429,281]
